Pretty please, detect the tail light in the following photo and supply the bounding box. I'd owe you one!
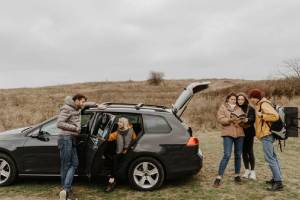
[187,137,199,147]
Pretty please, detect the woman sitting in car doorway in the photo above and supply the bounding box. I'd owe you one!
[105,117,137,192]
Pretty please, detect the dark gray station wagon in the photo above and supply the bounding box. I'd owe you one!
[0,82,209,191]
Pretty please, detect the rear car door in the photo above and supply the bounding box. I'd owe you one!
[84,113,115,178]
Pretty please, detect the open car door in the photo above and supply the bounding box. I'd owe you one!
[85,113,116,178]
[172,82,210,117]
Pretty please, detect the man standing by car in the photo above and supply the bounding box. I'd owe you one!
[249,89,283,191]
[57,94,87,200]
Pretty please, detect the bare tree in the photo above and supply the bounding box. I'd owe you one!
[281,58,300,79]
[147,71,165,85]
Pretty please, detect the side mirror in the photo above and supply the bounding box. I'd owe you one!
[37,131,50,142]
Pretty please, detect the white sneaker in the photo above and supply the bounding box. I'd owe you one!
[59,190,67,200]
[249,170,257,180]
[242,169,250,179]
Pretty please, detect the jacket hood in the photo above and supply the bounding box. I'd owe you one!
[64,96,76,109]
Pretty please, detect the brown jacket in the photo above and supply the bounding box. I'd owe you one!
[217,103,245,138]
[254,98,279,139]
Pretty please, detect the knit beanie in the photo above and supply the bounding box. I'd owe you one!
[249,89,263,100]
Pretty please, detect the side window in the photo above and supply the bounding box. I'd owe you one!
[92,113,111,137]
[112,113,143,134]
[143,115,171,133]
[41,119,60,136]
[81,114,93,126]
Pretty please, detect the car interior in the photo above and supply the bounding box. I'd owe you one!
[77,112,144,174]
[101,113,144,171]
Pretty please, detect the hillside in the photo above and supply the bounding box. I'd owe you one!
[0,78,299,132]
[0,78,299,200]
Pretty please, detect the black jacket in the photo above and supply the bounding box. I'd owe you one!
[241,105,256,137]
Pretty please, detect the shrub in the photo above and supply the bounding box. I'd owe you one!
[147,71,165,86]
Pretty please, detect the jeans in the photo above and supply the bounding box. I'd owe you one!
[218,136,244,176]
[58,135,79,192]
[261,134,282,182]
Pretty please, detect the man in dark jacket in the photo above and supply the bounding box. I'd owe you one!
[57,94,88,200]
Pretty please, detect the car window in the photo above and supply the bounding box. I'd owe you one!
[143,115,171,133]
[111,113,143,134]
[81,114,92,126]
[92,113,111,137]
[41,119,60,136]
[100,118,114,139]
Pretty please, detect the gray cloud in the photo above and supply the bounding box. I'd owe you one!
[0,0,299,88]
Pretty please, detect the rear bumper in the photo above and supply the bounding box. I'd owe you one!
[165,152,203,180]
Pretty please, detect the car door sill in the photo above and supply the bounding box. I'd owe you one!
[18,174,82,177]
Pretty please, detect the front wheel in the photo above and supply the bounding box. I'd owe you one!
[128,157,165,191]
[0,153,17,186]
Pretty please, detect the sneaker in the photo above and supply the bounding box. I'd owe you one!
[242,169,250,179]
[266,178,275,185]
[267,181,284,191]
[59,190,67,200]
[213,178,221,187]
[234,176,242,184]
[249,171,257,180]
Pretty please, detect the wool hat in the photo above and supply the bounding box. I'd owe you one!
[249,89,263,100]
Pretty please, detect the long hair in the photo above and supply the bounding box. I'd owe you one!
[237,92,249,106]
[225,92,237,103]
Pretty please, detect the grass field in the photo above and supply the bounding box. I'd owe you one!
[0,79,299,199]
[0,130,299,200]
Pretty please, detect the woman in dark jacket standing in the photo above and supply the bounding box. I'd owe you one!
[237,93,256,180]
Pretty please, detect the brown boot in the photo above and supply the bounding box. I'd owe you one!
[104,178,117,193]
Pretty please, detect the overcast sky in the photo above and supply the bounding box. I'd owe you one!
[0,0,299,88]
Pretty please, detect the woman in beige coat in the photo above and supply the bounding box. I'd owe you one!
[213,93,245,187]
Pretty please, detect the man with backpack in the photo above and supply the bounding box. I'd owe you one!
[249,89,284,191]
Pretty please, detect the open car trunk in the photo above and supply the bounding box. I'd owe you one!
[172,82,210,117]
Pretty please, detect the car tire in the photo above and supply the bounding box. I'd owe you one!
[0,153,17,186]
[128,157,165,191]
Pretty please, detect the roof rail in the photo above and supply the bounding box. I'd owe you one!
[135,103,144,110]
[100,102,167,110]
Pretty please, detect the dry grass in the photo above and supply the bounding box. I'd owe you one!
[0,78,299,199]
[0,78,247,132]
[0,130,299,200]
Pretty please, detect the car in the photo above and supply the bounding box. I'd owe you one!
[0,82,209,191]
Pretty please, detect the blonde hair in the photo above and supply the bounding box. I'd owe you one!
[118,117,130,130]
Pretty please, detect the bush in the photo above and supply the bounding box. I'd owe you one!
[147,71,165,85]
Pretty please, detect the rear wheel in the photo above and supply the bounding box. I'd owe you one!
[128,157,165,191]
[0,153,17,186]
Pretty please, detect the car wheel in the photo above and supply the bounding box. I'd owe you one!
[0,153,17,186]
[128,157,165,191]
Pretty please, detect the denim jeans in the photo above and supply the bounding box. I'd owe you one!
[58,135,79,192]
[261,134,282,182]
[218,136,244,176]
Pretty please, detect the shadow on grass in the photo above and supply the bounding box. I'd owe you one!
[11,174,197,190]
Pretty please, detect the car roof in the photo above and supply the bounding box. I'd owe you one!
[84,103,172,115]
